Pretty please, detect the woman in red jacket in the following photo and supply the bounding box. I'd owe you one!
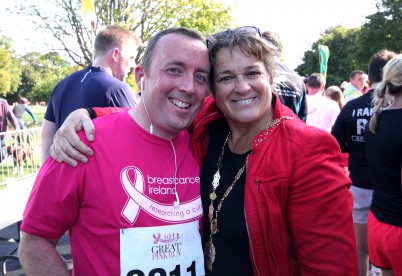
[191,27,357,275]
[50,27,358,275]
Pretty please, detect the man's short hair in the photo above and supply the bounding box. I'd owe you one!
[141,27,206,72]
[349,70,365,80]
[368,49,397,83]
[94,25,141,58]
[261,30,283,54]
[307,73,325,88]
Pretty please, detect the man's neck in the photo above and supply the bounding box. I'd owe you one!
[92,60,113,76]
[129,104,179,141]
[348,83,360,91]
[308,89,324,96]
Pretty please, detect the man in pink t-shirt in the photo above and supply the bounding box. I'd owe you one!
[19,27,210,276]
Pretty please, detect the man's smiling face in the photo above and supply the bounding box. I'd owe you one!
[141,33,210,137]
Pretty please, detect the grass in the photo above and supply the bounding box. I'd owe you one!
[7,104,47,129]
[21,104,47,127]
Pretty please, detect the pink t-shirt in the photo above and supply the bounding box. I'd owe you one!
[21,111,203,275]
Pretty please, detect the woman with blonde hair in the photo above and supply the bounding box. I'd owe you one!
[325,85,345,109]
[365,54,402,276]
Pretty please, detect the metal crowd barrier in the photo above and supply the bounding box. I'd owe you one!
[0,126,41,188]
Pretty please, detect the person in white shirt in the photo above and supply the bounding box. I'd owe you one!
[306,73,340,132]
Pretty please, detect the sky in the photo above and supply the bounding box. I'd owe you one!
[1,0,378,69]
[218,0,378,68]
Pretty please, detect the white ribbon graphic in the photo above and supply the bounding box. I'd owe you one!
[121,166,203,225]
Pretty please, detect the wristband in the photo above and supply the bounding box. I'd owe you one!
[85,107,97,120]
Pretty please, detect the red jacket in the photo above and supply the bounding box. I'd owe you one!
[192,96,358,275]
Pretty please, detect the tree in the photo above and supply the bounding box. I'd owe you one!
[296,26,362,87]
[0,49,12,96]
[296,0,401,87]
[175,0,234,35]
[356,0,402,65]
[14,0,234,67]
[17,52,78,102]
[0,36,22,97]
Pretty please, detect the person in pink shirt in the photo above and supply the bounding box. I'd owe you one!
[18,27,210,276]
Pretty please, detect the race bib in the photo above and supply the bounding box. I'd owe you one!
[120,221,205,276]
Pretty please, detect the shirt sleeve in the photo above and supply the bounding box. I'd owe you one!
[6,103,20,130]
[297,87,308,122]
[331,108,349,152]
[21,159,83,239]
[107,85,137,108]
[44,97,56,122]
[25,105,37,121]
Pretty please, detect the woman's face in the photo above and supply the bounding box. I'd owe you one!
[213,47,272,127]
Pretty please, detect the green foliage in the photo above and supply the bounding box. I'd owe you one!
[0,36,22,97]
[296,26,362,86]
[356,0,402,65]
[296,0,402,87]
[15,52,78,103]
[0,68,12,96]
[15,0,234,67]
[174,0,233,36]
[1,0,235,104]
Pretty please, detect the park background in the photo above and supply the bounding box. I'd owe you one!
[0,0,400,274]
[0,0,401,106]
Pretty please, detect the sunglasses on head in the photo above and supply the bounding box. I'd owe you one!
[206,26,261,48]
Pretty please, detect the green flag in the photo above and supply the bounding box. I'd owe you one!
[318,44,330,78]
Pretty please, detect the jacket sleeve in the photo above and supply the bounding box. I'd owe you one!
[93,107,130,118]
[297,85,308,122]
[6,103,20,130]
[287,131,357,275]
[25,105,37,122]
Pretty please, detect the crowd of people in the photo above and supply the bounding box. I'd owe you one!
[0,23,397,276]
[332,50,398,276]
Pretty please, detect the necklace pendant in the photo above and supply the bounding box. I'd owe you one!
[208,204,214,221]
[210,218,218,234]
[209,192,217,200]
[204,240,216,271]
[212,171,220,189]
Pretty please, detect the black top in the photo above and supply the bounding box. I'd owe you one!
[273,62,308,122]
[365,109,402,227]
[331,90,374,189]
[200,119,253,276]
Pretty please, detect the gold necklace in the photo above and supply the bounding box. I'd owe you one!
[205,131,252,271]
[204,116,294,271]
